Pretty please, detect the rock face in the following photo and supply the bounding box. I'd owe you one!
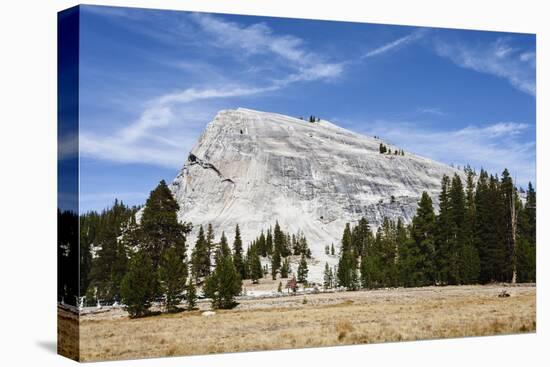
[170,108,463,281]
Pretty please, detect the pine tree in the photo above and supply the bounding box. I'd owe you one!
[488,174,508,282]
[216,232,231,259]
[411,192,437,285]
[87,200,134,301]
[273,221,289,257]
[461,168,480,284]
[233,225,245,279]
[120,251,156,318]
[140,180,190,270]
[191,225,210,278]
[297,254,309,283]
[516,182,536,282]
[435,175,451,284]
[248,245,263,284]
[447,174,467,284]
[204,234,242,309]
[501,169,517,282]
[337,247,358,290]
[331,243,335,256]
[186,278,197,311]
[341,223,353,253]
[158,247,187,312]
[280,257,290,278]
[398,237,424,287]
[257,230,267,257]
[206,223,215,262]
[271,248,281,280]
[265,228,273,255]
[323,262,332,289]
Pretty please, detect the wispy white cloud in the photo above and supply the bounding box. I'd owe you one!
[434,37,536,96]
[362,30,425,59]
[80,86,266,168]
[80,13,347,167]
[191,13,344,83]
[361,120,535,187]
[416,107,447,116]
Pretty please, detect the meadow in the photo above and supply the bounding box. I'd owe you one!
[58,283,535,362]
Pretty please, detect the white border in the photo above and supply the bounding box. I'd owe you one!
[0,1,547,366]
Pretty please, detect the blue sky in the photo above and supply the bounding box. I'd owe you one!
[76,5,536,213]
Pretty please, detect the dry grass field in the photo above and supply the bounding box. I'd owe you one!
[59,283,536,362]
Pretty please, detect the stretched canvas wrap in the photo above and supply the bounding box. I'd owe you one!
[58,4,537,362]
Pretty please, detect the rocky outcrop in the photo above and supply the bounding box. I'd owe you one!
[170,108,464,281]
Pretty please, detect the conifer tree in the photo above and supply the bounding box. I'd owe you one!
[206,223,215,261]
[204,233,242,309]
[186,278,197,311]
[337,247,358,290]
[331,243,335,256]
[516,182,536,282]
[191,225,210,278]
[280,257,290,278]
[411,192,437,285]
[233,225,245,279]
[341,223,353,253]
[323,262,332,289]
[257,230,267,257]
[435,175,451,284]
[488,174,508,282]
[216,232,231,259]
[271,248,281,280]
[248,245,263,284]
[501,169,517,282]
[88,200,134,301]
[158,247,187,312]
[120,251,156,318]
[297,254,309,283]
[266,228,273,255]
[140,180,190,270]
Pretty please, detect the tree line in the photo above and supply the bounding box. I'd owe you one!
[78,180,312,316]
[334,168,536,290]
[67,167,535,316]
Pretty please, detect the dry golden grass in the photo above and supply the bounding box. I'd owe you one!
[64,284,535,362]
[57,308,79,361]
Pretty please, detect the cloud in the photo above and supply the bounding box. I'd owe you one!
[416,107,447,116]
[191,13,344,83]
[434,37,536,96]
[80,85,269,168]
[80,13,348,168]
[360,120,535,187]
[362,30,425,59]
